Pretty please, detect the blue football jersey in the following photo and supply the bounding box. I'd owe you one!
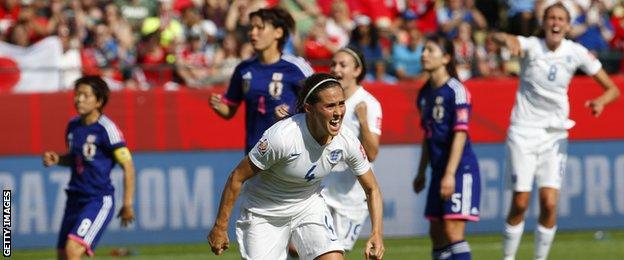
[417,78,477,171]
[223,54,313,153]
[65,115,126,197]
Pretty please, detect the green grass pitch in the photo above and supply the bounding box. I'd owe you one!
[14,230,624,259]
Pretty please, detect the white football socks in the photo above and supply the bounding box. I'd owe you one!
[534,224,557,260]
[503,221,525,260]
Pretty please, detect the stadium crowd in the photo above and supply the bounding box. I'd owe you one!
[1,0,624,91]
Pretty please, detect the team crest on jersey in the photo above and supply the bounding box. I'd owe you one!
[242,72,252,94]
[269,73,284,99]
[432,96,445,122]
[257,138,268,156]
[327,149,343,164]
[82,134,97,161]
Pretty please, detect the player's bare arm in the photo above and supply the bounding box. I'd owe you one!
[210,93,239,119]
[355,102,380,161]
[491,32,522,57]
[586,69,620,117]
[441,131,467,200]
[414,138,429,194]
[357,170,385,260]
[208,156,259,255]
[114,147,136,227]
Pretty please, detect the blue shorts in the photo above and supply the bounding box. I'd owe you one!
[425,161,481,222]
[57,193,114,256]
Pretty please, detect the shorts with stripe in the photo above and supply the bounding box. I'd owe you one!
[57,194,114,256]
[425,160,481,222]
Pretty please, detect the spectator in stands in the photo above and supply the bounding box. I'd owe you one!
[453,22,480,81]
[392,20,425,80]
[104,3,137,85]
[350,15,383,77]
[141,0,184,50]
[175,31,211,88]
[304,16,340,72]
[436,0,487,39]
[200,0,229,30]
[116,0,156,34]
[58,25,83,90]
[224,0,267,44]
[506,0,536,36]
[325,0,352,48]
[477,32,510,77]
[6,22,30,47]
[137,31,169,87]
[611,3,624,73]
[0,0,20,34]
[404,0,438,35]
[280,0,320,38]
[211,32,243,86]
[570,0,614,54]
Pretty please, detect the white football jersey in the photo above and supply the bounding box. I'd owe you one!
[245,113,370,217]
[511,36,601,129]
[322,87,382,211]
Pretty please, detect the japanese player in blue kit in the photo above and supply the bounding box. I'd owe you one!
[413,36,481,260]
[43,76,135,259]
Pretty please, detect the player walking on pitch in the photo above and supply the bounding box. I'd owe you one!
[493,2,620,260]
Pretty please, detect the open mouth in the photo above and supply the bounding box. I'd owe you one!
[551,26,561,34]
[329,118,341,131]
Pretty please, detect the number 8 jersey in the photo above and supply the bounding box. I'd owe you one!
[512,36,602,129]
[65,115,127,197]
[246,114,370,217]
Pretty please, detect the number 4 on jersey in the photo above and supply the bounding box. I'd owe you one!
[305,165,317,182]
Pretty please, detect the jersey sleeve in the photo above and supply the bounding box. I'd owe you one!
[100,118,126,150]
[223,63,245,106]
[449,80,471,132]
[516,35,533,52]
[344,133,371,176]
[248,128,288,171]
[574,43,602,76]
[366,99,383,135]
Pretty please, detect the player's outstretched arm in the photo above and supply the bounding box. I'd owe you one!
[208,156,259,255]
[42,152,71,167]
[586,69,620,117]
[357,170,385,260]
[114,147,136,227]
[491,32,522,57]
[414,138,429,194]
[210,93,239,120]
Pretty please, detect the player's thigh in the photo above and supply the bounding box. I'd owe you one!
[505,131,538,192]
[235,209,290,260]
[68,195,114,256]
[536,133,567,190]
[329,207,368,251]
[292,206,344,260]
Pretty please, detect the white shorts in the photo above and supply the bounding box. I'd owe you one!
[236,202,343,260]
[328,206,369,251]
[504,125,568,192]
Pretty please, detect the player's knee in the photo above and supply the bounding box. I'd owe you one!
[512,197,530,213]
[540,199,558,216]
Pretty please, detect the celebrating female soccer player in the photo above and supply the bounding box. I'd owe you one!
[321,47,383,252]
[493,3,620,260]
[207,73,384,260]
[210,7,313,154]
[413,36,481,260]
[43,76,136,259]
